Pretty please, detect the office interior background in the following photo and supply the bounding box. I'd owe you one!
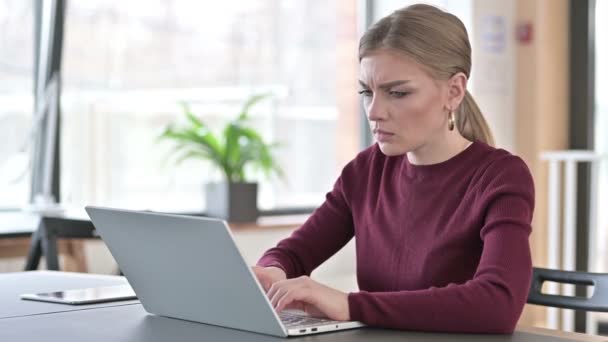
[1,0,607,335]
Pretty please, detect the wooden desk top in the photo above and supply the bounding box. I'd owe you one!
[229,214,309,231]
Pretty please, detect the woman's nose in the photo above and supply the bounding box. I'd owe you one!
[366,96,387,121]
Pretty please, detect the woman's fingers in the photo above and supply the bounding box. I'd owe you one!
[275,289,297,312]
[275,287,312,312]
[266,281,281,298]
[268,277,314,311]
[270,286,288,307]
[265,276,349,321]
[251,266,287,291]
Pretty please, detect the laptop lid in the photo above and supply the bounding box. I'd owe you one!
[85,206,287,337]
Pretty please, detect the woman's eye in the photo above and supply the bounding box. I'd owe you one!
[389,91,409,98]
[358,89,373,97]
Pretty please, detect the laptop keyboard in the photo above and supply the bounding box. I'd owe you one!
[279,311,342,328]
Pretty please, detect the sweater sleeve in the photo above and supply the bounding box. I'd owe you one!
[348,156,535,333]
[256,173,355,279]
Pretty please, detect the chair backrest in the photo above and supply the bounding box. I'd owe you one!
[527,267,608,312]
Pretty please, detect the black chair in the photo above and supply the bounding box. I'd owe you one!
[528,267,608,312]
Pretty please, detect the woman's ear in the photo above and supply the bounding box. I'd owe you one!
[447,72,467,110]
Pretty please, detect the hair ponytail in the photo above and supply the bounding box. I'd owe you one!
[457,90,495,146]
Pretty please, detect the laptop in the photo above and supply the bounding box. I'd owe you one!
[85,206,365,337]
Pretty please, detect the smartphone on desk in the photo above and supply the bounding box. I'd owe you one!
[20,285,137,305]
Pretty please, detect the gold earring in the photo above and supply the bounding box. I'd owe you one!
[448,111,455,131]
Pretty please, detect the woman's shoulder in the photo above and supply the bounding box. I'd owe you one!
[475,142,531,175]
[472,141,534,194]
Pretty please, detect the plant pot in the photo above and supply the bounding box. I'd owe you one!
[205,182,259,223]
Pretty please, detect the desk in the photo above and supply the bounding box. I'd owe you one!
[0,271,605,341]
[1,297,606,341]
[0,271,137,319]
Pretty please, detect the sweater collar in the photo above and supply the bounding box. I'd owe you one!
[401,140,481,180]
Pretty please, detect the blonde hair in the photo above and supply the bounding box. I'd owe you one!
[359,4,495,146]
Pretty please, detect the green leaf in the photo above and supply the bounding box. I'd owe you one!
[180,102,204,129]
[222,123,243,180]
[237,93,272,121]
[174,150,211,165]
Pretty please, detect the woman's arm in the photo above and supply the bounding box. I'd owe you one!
[257,174,355,279]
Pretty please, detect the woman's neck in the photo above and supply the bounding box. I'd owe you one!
[407,133,472,166]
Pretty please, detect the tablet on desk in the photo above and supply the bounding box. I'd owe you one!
[20,285,137,305]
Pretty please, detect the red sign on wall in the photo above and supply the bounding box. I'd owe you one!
[516,21,534,44]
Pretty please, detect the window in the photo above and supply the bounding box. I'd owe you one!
[0,0,34,209]
[61,0,360,211]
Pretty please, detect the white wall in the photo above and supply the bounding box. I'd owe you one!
[470,0,516,151]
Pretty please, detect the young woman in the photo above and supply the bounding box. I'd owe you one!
[253,4,534,334]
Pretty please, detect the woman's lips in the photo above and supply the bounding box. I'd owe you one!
[374,130,395,142]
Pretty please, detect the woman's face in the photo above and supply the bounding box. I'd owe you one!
[359,49,451,156]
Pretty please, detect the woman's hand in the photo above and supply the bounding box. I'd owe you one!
[266,276,351,321]
[251,266,287,291]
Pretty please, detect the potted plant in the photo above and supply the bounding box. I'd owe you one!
[159,94,283,222]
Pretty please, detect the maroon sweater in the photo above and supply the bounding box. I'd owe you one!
[257,141,535,333]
